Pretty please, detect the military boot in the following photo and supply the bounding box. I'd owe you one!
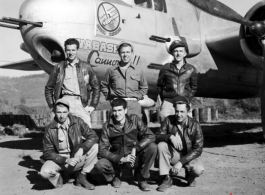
[76,172,95,190]
[156,175,173,192]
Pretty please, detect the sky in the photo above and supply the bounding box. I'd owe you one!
[0,0,261,77]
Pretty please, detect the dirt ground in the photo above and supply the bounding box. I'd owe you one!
[0,120,265,195]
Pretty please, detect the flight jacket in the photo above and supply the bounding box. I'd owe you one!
[156,115,204,165]
[157,62,198,102]
[101,63,148,100]
[98,114,155,163]
[45,59,100,109]
[43,114,99,165]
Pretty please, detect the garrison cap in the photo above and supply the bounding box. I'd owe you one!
[172,96,190,108]
[169,40,189,54]
[117,41,134,53]
[56,98,70,109]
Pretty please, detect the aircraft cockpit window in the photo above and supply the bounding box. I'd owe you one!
[153,0,167,13]
[134,0,152,9]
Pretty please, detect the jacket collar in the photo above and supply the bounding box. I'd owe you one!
[171,61,188,70]
[50,114,76,129]
[109,114,131,128]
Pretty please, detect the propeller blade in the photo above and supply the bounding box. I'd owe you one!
[260,40,265,139]
[188,0,252,27]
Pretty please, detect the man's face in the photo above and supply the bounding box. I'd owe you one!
[172,47,187,62]
[55,105,69,124]
[175,104,188,123]
[65,44,78,61]
[119,46,133,64]
[112,105,127,123]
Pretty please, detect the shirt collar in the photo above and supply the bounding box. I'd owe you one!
[67,57,79,67]
[114,62,135,70]
[57,117,69,130]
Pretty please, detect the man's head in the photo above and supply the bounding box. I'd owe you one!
[110,98,128,123]
[172,96,190,123]
[117,41,134,65]
[169,40,188,63]
[55,99,70,124]
[64,38,79,61]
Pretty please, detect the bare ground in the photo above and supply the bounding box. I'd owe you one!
[0,120,265,195]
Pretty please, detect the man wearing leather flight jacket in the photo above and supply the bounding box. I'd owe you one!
[45,38,100,127]
[95,98,157,191]
[157,39,198,121]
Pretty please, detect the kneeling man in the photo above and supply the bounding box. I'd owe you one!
[40,99,99,190]
[156,96,204,192]
[95,98,157,191]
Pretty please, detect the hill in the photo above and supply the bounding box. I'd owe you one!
[0,73,261,119]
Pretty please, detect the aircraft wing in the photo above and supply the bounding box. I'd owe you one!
[206,27,250,64]
[0,59,42,71]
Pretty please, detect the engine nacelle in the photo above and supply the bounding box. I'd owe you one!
[240,1,265,70]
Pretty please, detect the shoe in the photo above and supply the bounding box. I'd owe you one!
[76,172,95,190]
[138,173,150,191]
[111,176,121,188]
[156,175,172,192]
[55,173,63,188]
[187,179,196,187]
[185,170,196,187]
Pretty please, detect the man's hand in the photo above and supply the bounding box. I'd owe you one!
[171,161,182,176]
[84,106,95,114]
[120,154,136,167]
[66,157,80,166]
[170,135,183,150]
[74,148,84,160]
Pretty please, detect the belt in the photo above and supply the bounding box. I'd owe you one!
[123,98,137,101]
[112,97,138,102]
[63,94,80,100]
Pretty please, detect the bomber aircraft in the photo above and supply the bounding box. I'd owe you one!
[1,0,265,138]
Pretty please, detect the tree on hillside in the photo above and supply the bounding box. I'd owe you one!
[20,96,26,105]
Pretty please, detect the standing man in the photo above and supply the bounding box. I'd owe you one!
[95,98,157,191]
[101,41,148,117]
[40,99,99,190]
[45,38,100,127]
[157,40,198,121]
[156,96,204,192]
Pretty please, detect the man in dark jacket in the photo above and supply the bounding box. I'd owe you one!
[156,96,204,192]
[95,98,157,191]
[40,99,99,190]
[157,39,198,121]
[45,38,100,127]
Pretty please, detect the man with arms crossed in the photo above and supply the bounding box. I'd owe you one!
[157,40,198,121]
[40,99,99,190]
[156,96,204,192]
[45,38,100,127]
[101,41,148,117]
[95,98,157,191]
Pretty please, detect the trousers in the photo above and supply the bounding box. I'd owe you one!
[40,144,98,187]
[95,143,157,182]
[157,142,204,183]
[159,100,192,122]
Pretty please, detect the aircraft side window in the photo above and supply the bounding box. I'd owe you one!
[134,0,152,9]
[154,0,167,13]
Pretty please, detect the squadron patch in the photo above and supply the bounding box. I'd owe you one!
[97,2,122,36]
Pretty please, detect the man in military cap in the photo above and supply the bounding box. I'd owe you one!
[101,41,148,117]
[156,96,204,192]
[157,39,198,121]
[40,99,99,190]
